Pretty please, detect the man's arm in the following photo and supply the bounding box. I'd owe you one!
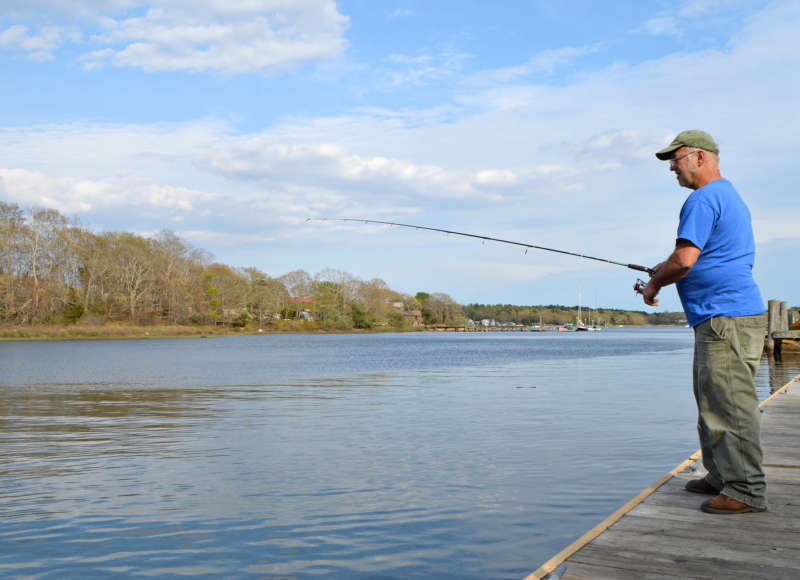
[642,239,701,306]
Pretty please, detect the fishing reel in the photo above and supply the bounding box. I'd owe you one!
[633,278,647,295]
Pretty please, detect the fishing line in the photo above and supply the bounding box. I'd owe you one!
[307,218,653,292]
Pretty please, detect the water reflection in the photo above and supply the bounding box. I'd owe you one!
[764,353,800,394]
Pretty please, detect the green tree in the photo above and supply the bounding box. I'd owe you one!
[312,280,343,325]
[244,268,287,328]
[350,305,374,329]
[60,286,85,323]
[206,263,249,323]
[203,271,222,322]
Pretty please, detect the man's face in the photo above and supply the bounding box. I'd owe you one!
[669,146,699,189]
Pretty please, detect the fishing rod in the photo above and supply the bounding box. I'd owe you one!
[308,218,653,293]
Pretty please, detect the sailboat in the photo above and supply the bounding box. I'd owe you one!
[573,289,599,331]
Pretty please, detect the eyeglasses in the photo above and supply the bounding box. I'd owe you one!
[669,149,698,167]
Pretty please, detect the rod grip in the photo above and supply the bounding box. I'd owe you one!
[627,264,655,275]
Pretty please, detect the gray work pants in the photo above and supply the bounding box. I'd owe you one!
[693,314,767,509]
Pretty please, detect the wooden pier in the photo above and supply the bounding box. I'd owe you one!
[527,371,800,580]
[431,325,531,332]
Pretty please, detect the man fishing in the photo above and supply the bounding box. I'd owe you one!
[641,130,768,514]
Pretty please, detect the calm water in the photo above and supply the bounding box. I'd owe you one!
[1,329,798,579]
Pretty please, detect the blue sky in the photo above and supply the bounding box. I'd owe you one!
[1,0,797,311]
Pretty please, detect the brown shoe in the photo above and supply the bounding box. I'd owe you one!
[701,494,766,514]
[685,477,719,495]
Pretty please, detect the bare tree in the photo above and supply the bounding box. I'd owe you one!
[24,208,69,320]
[279,269,313,297]
[152,230,208,323]
[0,202,27,322]
[425,293,465,325]
[109,233,154,323]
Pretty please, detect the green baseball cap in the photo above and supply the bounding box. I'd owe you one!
[655,129,719,160]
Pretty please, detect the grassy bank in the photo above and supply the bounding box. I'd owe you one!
[0,321,421,340]
[0,324,238,340]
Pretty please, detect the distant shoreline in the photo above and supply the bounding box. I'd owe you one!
[0,323,690,341]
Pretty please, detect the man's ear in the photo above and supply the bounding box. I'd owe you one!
[694,149,705,165]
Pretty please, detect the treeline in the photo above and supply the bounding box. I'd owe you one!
[464,304,687,326]
[0,202,464,329]
[1,201,685,331]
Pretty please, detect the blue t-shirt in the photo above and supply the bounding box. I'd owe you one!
[675,178,765,327]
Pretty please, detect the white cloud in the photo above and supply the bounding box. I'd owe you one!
[475,170,517,186]
[0,168,116,213]
[679,0,742,18]
[641,0,755,37]
[641,16,680,37]
[383,47,470,87]
[203,136,592,209]
[0,24,62,60]
[78,48,114,69]
[143,184,215,211]
[1,0,349,73]
[469,45,599,86]
[0,167,216,216]
[206,139,476,199]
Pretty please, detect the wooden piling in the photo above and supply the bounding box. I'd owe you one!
[779,301,788,332]
[767,300,792,359]
[767,299,781,353]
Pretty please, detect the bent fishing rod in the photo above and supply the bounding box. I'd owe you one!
[308,218,654,293]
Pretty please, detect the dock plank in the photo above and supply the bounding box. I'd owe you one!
[526,377,800,580]
[568,544,795,580]
[559,561,689,580]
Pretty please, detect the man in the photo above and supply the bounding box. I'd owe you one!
[642,130,767,514]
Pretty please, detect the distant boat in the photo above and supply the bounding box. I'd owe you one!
[572,290,595,331]
[572,322,599,332]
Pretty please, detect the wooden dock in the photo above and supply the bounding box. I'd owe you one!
[431,325,531,332]
[527,371,800,580]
